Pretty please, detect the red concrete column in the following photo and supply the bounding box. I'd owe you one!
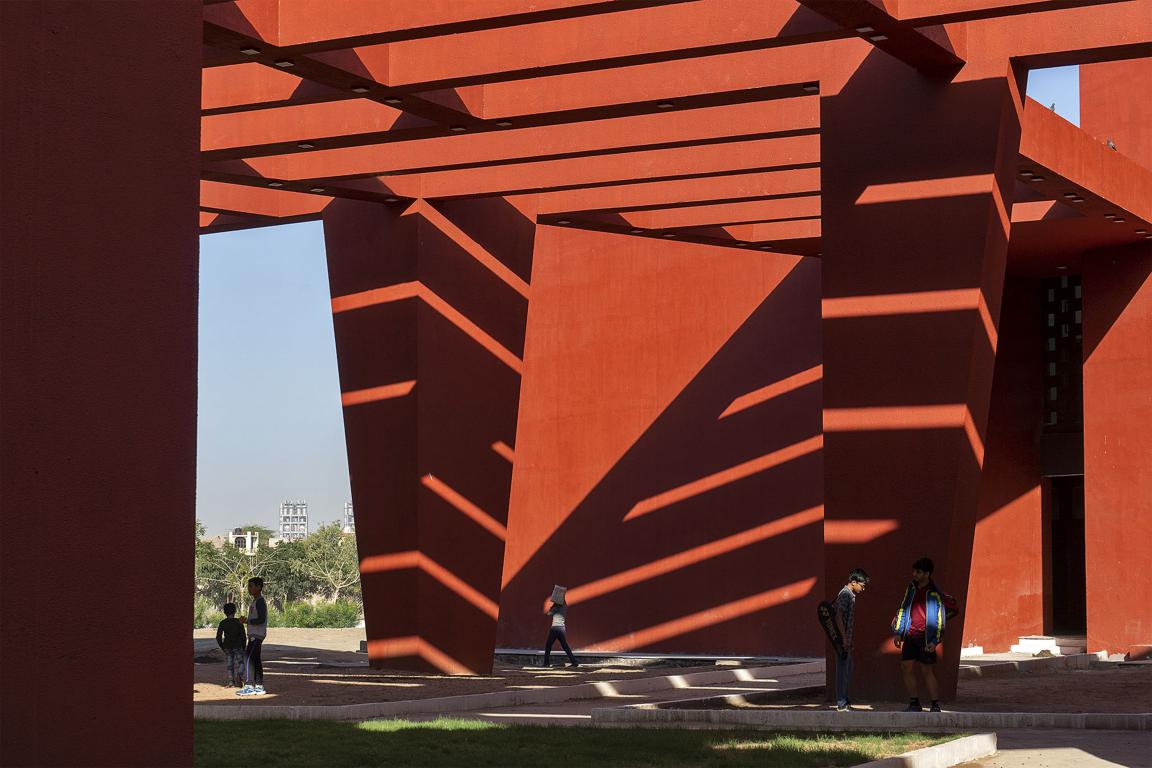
[498,227,824,657]
[965,279,1046,652]
[0,2,201,766]
[1082,244,1152,657]
[820,57,1023,700]
[323,197,535,674]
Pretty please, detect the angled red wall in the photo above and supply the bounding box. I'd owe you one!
[820,55,1023,700]
[324,197,535,674]
[965,279,1046,652]
[1079,61,1152,658]
[499,226,824,657]
[1082,244,1152,656]
[0,1,201,765]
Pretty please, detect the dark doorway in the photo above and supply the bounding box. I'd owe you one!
[1047,476,1087,634]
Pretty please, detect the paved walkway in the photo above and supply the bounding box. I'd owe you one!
[401,672,825,725]
[957,729,1152,768]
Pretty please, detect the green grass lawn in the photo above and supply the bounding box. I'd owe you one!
[195,718,954,767]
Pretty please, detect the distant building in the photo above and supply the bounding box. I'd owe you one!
[279,500,308,542]
[231,528,260,555]
[343,501,355,533]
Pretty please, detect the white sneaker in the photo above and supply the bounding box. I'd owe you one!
[252,685,266,695]
[235,685,256,696]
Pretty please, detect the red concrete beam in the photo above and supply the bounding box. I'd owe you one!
[200,180,330,218]
[374,2,842,92]
[203,19,477,125]
[204,0,693,51]
[211,98,818,178]
[202,133,820,202]
[202,63,353,114]
[202,99,435,157]
[370,0,1123,92]
[1018,97,1152,236]
[964,0,1152,68]
[898,0,1131,24]
[533,168,822,214]
[797,0,966,73]
[400,134,821,200]
[565,197,822,231]
[203,78,816,159]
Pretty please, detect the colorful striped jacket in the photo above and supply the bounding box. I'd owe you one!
[891,581,950,646]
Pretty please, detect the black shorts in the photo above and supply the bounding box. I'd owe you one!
[901,634,937,664]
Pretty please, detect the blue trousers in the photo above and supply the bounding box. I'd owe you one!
[835,653,853,706]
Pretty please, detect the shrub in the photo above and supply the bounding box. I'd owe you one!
[195,594,226,629]
[267,600,363,628]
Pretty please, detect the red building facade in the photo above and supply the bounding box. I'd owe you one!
[2,1,1151,765]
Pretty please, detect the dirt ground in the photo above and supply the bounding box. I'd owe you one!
[195,630,1152,712]
[192,628,720,706]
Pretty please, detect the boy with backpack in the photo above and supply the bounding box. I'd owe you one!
[215,602,246,687]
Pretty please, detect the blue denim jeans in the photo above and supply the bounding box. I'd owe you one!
[835,653,853,706]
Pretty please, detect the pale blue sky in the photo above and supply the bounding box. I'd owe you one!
[197,222,350,535]
[194,66,1080,535]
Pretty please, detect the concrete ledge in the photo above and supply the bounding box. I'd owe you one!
[194,661,823,721]
[852,733,997,768]
[959,652,1098,679]
[590,706,1152,732]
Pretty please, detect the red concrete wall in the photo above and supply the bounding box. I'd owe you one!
[0,2,201,766]
[1080,60,1152,172]
[324,197,535,674]
[965,279,1046,652]
[498,226,824,657]
[1082,244,1152,655]
[820,54,1023,700]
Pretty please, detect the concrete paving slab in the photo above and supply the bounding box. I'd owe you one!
[394,674,826,726]
[195,661,823,721]
[955,729,1152,768]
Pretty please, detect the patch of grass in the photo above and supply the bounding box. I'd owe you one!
[195,719,955,767]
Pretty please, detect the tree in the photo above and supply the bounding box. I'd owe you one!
[197,534,284,611]
[299,523,361,602]
[261,538,317,608]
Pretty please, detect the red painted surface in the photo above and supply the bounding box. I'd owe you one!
[1081,60,1152,172]
[965,279,1046,652]
[7,6,1152,754]
[499,227,824,656]
[1078,64,1152,655]
[191,1,1152,703]
[323,197,535,674]
[0,1,201,766]
[820,52,1023,701]
[1082,244,1152,654]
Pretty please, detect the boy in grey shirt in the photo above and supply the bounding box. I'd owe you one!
[236,577,269,696]
[834,568,869,711]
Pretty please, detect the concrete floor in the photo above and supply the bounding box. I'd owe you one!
[956,730,1152,768]
[403,672,825,724]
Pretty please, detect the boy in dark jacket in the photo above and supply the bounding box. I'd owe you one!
[891,557,958,712]
[215,603,246,687]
